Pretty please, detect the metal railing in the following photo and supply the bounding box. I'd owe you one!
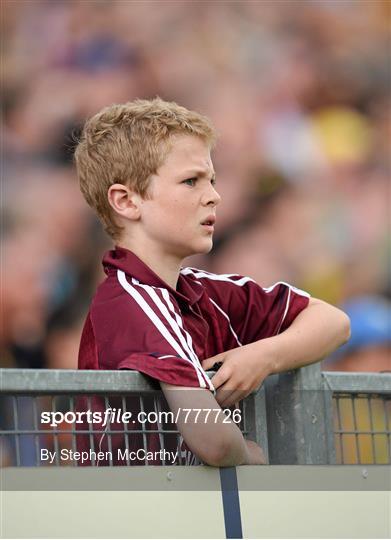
[325,372,391,465]
[0,369,268,467]
[264,364,391,465]
[1,366,390,466]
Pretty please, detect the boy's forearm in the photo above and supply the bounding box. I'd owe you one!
[213,427,266,466]
[204,423,254,467]
[160,382,266,466]
[179,409,263,466]
[265,299,351,375]
[199,426,266,467]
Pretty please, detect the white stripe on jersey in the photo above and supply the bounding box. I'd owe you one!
[182,268,310,300]
[159,288,215,393]
[263,281,309,334]
[181,267,255,287]
[276,286,291,335]
[131,278,212,391]
[159,289,204,370]
[262,281,310,298]
[117,270,207,389]
[208,298,243,347]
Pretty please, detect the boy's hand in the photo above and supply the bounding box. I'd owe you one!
[244,439,268,465]
[201,341,274,407]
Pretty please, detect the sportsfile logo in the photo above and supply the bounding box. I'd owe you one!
[40,407,242,427]
[41,408,169,428]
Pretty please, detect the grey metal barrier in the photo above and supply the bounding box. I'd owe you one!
[265,364,391,465]
[0,368,268,467]
[1,365,390,467]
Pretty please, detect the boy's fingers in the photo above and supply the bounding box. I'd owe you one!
[218,388,245,408]
[210,366,231,389]
[202,353,226,370]
[213,379,233,404]
[201,358,215,370]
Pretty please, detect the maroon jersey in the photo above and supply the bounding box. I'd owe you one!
[79,246,310,386]
[77,246,310,465]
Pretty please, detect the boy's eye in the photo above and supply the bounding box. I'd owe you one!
[182,177,197,186]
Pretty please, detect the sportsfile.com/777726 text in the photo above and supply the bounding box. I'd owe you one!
[40,407,242,427]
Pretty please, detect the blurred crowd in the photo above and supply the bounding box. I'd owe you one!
[2,0,390,373]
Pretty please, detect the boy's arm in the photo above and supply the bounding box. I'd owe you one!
[160,382,266,467]
[202,297,351,407]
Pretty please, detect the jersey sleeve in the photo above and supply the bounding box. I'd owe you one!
[188,269,310,346]
[82,270,213,391]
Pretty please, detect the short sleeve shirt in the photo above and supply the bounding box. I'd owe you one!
[78,246,310,392]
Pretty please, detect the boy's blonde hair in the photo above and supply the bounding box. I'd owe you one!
[74,97,217,239]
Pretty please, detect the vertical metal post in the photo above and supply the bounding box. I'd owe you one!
[33,398,40,466]
[51,396,60,466]
[155,396,166,465]
[69,396,78,467]
[139,395,148,466]
[121,396,131,466]
[367,397,378,464]
[103,396,113,466]
[264,363,335,464]
[12,397,20,467]
[334,396,344,463]
[322,377,337,464]
[382,398,391,463]
[351,396,361,464]
[87,396,96,466]
[245,386,269,463]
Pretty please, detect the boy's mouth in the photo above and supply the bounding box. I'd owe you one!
[201,215,216,227]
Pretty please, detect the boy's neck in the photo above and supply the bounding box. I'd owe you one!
[117,240,181,290]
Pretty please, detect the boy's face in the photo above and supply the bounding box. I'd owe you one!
[138,134,221,261]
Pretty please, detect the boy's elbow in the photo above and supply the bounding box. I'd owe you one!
[197,436,245,467]
[339,310,351,345]
[310,298,351,346]
[323,301,351,346]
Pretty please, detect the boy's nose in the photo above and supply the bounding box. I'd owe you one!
[203,184,221,207]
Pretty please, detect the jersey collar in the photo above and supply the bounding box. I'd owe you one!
[102,246,203,306]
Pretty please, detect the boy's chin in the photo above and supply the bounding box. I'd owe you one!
[195,238,214,255]
[182,240,213,259]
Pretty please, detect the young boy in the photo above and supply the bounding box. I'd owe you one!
[75,97,350,466]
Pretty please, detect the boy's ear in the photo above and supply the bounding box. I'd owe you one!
[107,183,142,221]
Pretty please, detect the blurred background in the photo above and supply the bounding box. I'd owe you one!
[2,0,390,375]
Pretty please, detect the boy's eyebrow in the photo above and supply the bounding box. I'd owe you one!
[180,169,216,179]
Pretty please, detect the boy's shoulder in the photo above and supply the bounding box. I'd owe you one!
[180,266,256,288]
[93,248,256,308]
[179,266,258,307]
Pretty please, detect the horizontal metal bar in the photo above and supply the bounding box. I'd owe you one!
[3,465,390,491]
[0,429,181,435]
[0,369,211,395]
[334,431,390,435]
[2,368,389,397]
[322,372,391,395]
[0,429,252,438]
